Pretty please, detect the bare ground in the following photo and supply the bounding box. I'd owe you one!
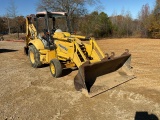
[0,38,160,120]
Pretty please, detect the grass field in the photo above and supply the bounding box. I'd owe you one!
[0,38,160,120]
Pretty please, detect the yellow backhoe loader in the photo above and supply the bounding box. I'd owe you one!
[24,10,135,97]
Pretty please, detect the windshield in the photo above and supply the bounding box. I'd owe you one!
[35,15,68,35]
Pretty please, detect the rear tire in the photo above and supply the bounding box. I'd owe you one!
[28,45,42,68]
[50,59,62,78]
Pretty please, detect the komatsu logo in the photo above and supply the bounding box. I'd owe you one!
[59,44,68,51]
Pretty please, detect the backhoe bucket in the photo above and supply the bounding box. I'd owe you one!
[74,53,136,97]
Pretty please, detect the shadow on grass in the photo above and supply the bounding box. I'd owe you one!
[61,68,74,77]
[61,67,78,77]
[0,49,18,53]
[135,112,159,120]
[38,64,77,77]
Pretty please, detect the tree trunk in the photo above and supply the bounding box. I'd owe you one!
[7,18,11,34]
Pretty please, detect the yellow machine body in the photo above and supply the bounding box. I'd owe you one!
[25,11,135,97]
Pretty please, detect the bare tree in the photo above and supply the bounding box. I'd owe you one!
[5,13,11,34]
[6,0,18,18]
[125,11,132,37]
[154,0,160,14]
[6,0,19,37]
[37,0,100,32]
[138,4,151,37]
[148,0,160,38]
[0,17,7,34]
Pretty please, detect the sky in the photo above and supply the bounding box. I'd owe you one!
[97,0,155,19]
[0,0,156,19]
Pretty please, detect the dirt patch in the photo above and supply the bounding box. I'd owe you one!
[0,38,160,120]
[3,33,25,41]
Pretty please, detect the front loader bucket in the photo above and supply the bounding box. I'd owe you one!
[74,53,136,97]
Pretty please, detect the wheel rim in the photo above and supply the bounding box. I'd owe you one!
[30,51,35,63]
[50,63,55,75]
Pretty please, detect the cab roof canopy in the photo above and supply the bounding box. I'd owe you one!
[36,11,67,18]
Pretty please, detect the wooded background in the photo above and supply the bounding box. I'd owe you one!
[0,0,160,38]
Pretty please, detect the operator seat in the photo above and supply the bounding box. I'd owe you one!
[55,29,62,32]
[38,32,48,47]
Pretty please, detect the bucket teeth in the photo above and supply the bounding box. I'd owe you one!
[105,52,115,60]
[121,49,129,56]
[109,52,115,59]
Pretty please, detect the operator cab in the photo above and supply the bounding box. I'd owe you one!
[34,11,69,49]
[36,11,68,35]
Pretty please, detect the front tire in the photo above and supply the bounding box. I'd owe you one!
[28,45,42,68]
[50,59,62,78]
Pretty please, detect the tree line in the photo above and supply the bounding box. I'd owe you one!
[0,0,159,39]
[0,16,25,34]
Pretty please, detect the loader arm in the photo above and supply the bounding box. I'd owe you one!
[89,38,105,58]
[70,37,107,67]
[73,38,136,97]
